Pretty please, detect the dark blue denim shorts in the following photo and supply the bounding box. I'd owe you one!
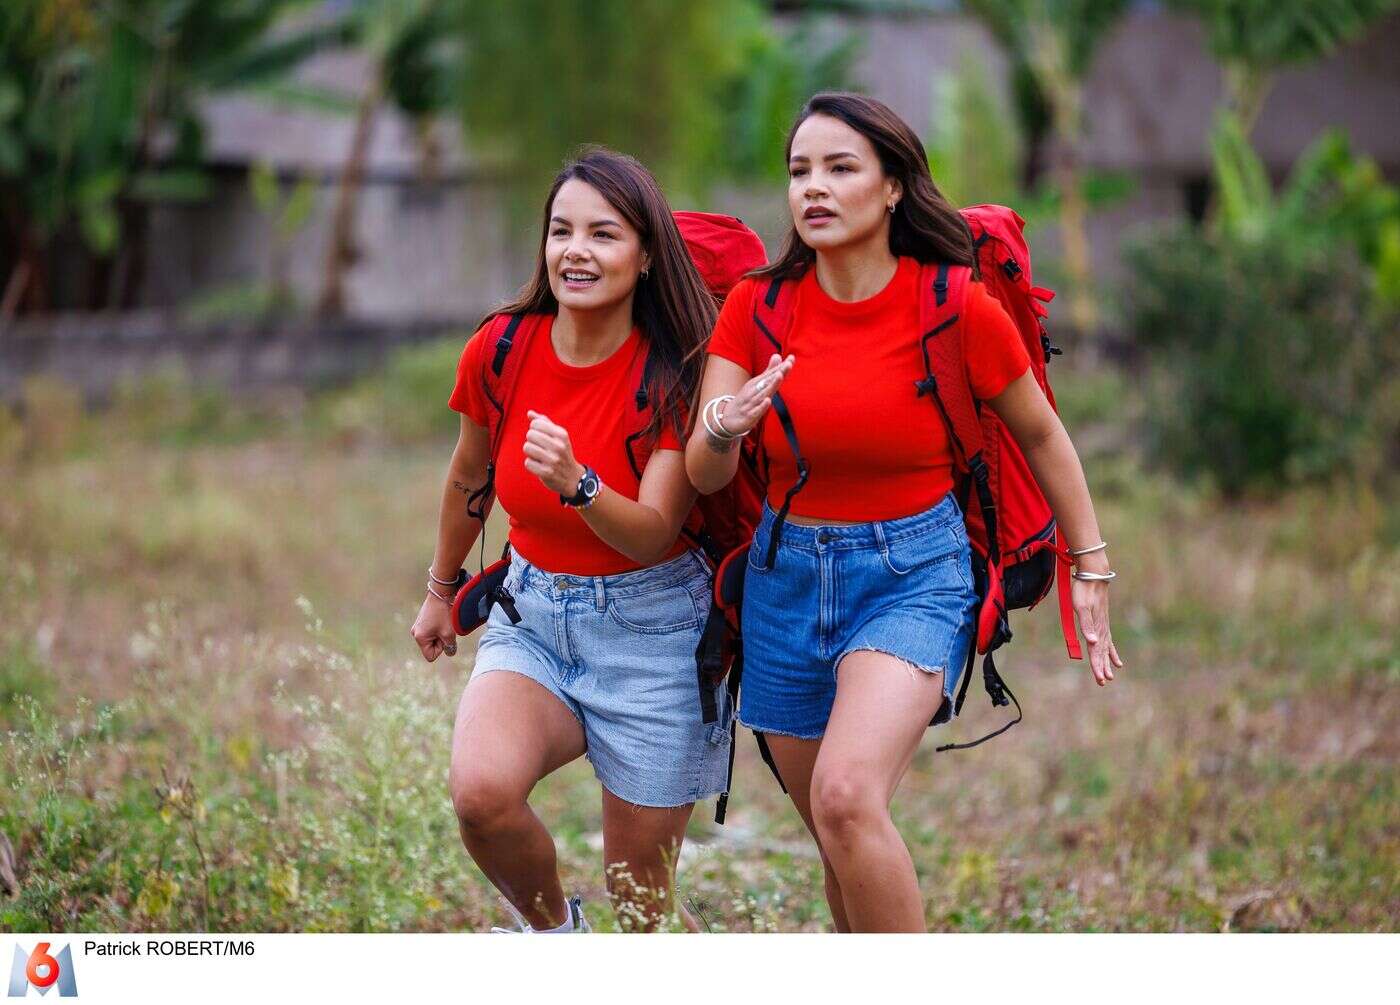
[737,492,978,740]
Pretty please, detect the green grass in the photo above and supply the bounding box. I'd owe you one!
[0,360,1396,932]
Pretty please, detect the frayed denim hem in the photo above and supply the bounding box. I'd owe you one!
[734,717,825,742]
[834,646,961,724]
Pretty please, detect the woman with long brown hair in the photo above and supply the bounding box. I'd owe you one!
[686,93,1124,932]
[411,149,730,932]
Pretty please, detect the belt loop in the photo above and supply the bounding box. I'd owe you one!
[593,575,606,612]
[872,521,888,552]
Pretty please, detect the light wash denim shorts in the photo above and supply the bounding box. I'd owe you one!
[738,492,978,740]
[471,548,732,807]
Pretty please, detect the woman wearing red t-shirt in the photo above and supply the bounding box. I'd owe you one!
[411,150,728,932]
[686,93,1124,932]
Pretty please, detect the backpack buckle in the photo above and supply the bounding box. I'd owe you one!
[914,375,938,398]
[490,587,521,625]
[983,659,1010,708]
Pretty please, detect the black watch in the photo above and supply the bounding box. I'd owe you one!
[560,465,602,510]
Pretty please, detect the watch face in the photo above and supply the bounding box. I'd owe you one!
[582,473,600,497]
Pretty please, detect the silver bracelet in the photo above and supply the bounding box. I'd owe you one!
[1071,570,1116,582]
[713,396,742,438]
[1069,541,1108,557]
[702,395,741,440]
[427,565,458,587]
[426,584,455,604]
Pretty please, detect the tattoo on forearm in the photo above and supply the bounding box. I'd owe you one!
[705,431,739,454]
[452,480,471,495]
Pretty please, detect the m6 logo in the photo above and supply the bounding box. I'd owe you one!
[7,944,78,998]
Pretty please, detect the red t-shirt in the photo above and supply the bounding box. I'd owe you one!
[449,316,686,575]
[707,257,1030,521]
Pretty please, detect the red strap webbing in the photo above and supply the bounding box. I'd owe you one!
[915,262,981,471]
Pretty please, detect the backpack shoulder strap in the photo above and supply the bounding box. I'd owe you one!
[466,312,545,564]
[915,262,1002,569]
[753,274,799,355]
[915,262,981,471]
[622,336,658,481]
[479,312,545,462]
[750,275,809,571]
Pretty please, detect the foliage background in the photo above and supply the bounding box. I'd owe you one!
[1,0,1397,933]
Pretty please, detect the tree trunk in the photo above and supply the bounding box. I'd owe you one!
[112,196,151,310]
[1,261,30,320]
[1225,62,1274,140]
[1,196,49,315]
[318,79,383,318]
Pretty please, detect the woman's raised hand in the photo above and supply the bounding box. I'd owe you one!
[715,353,795,437]
[523,411,584,495]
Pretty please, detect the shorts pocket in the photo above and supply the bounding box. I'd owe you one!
[745,534,774,575]
[607,586,701,635]
[880,525,962,576]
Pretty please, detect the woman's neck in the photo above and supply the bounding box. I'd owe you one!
[814,234,899,303]
[552,298,635,366]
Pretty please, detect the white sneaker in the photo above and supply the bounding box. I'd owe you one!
[490,894,590,934]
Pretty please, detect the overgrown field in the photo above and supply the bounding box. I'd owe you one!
[2,354,1396,933]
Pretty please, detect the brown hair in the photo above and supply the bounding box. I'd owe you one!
[754,91,975,281]
[490,147,716,446]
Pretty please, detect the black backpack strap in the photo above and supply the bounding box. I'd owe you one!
[935,650,1023,753]
[713,652,744,825]
[751,276,809,572]
[758,392,808,571]
[489,313,523,377]
[622,340,658,481]
[754,731,786,793]
[695,601,727,724]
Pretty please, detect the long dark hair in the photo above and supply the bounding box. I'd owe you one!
[754,91,975,281]
[490,148,716,446]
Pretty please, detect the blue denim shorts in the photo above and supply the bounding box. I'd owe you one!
[737,492,978,740]
[470,548,732,807]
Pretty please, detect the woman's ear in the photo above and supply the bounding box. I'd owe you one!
[888,178,904,210]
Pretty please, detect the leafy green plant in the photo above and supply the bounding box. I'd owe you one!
[1211,113,1400,305]
[1127,108,1400,492]
[927,56,1024,209]
[453,1,854,206]
[1168,0,1399,134]
[0,0,342,312]
[250,160,317,314]
[961,0,1133,335]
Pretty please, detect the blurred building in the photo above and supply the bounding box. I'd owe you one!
[142,7,1400,319]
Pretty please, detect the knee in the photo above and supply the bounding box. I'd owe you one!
[810,770,884,848]
[449,773,523,834]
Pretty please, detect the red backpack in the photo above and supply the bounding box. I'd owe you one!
[712,204,1082,755]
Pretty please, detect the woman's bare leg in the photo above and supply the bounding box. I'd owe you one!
[449,671,586,929]
[599,790,697,932]
[763,734,852,932]
[808,650,948,932]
